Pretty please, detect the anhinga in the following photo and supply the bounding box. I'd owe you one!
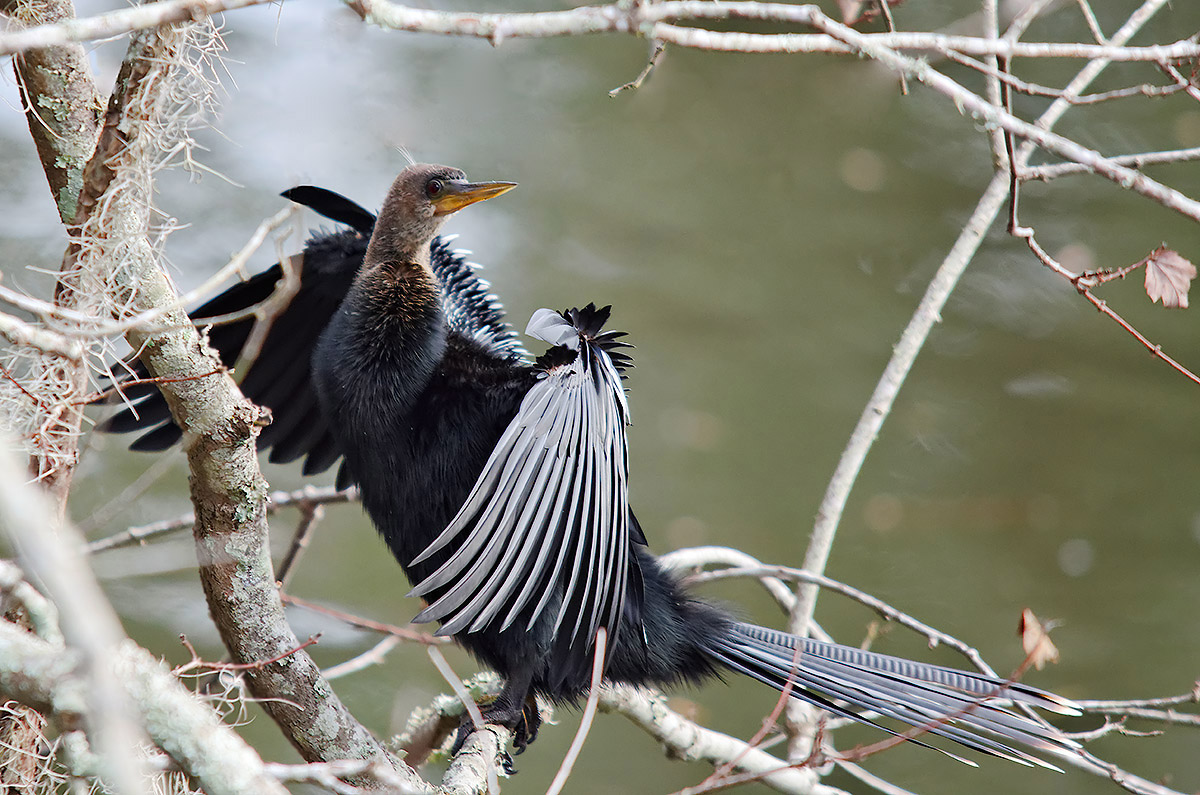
[103,164,1081,768]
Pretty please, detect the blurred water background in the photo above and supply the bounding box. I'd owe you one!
[3,0,1200,792]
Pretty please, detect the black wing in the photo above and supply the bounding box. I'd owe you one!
[99,187,520,484]
[408,304,641,679]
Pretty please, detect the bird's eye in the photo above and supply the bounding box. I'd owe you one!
[426,179,444,197]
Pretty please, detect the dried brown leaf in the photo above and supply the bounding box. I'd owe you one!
[1143,245,1196,309]
[1018,608,1059,671]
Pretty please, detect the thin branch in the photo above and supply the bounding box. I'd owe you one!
[1075,0,1107,45]
[8,0,1199,62]
[263,759,422,794]
[544,627,606,795]
[276,500,325,590]
[609,40,666,96]
[1076,686,1200,711]
[0,312,82,360]
[0,0,277,56]
[1072,708,1200,728]
[323,636,402,681]
[941,49,1187,104]
[280,592,447,646]
[597,685,845,795]
[1012,227,1200,387]
[981,0,1006,168]
[427,647,499,795]
[1023,146,1200,181]
[1159,61,1200,105]
[175,633,322,676]
[84,485,357,554]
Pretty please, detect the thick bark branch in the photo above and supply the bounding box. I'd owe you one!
[11,0,102,516]
[118,151,419,787]
[4,0,103,222]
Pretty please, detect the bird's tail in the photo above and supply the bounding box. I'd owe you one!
[701,622,1082,769]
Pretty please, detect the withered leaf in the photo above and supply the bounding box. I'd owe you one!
[1018,608,1060,671]
[1143,245,1196,309]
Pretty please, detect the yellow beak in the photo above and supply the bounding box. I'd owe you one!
[432,181,517,215]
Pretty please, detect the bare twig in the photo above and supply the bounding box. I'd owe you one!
[280,592,446,646]
[427,646,499,795]
[263,758,422,794]
[84,485,357,554]
[609,40,667,96]
[0,313,82,360]
[175,633,322,676]
[6,0,1200,62]
[597,685,843,795]
[1075,0,1107,45]
[545,627,606,795]
[323,635,402,681]
[1011,228,1200,387]
[1076,686,1200,711]
[1023,146,1200,181]
[0,0,277,56]
[276,500,325,589]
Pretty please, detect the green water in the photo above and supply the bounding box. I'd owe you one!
[3,1,1200,792]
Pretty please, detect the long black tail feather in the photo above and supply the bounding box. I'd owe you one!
[703,622,1081,769]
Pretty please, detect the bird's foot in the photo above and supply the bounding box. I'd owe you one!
[450,695,542,770]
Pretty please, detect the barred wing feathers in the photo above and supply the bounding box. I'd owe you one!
[408,304,638,668]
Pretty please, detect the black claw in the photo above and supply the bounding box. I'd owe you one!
[448,692,543,765]
[512,696,541,754]
[450,718,476,756]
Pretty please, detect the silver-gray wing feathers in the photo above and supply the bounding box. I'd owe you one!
[408,306,632,655]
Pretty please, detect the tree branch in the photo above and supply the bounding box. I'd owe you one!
[0,622,292,795]
[598,685,846,795]
[4,0,103,222]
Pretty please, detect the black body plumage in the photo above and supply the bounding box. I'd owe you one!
[102,166,1081,768]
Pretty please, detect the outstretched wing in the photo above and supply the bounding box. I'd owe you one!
[99,187,521,483]
[99,188,369,486]
[408,304,639,673]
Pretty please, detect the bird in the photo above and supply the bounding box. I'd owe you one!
[102,163,1082,770]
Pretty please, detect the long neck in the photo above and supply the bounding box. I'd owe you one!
[313,256,446,440]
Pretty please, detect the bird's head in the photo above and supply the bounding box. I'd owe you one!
[366,164,516,266]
